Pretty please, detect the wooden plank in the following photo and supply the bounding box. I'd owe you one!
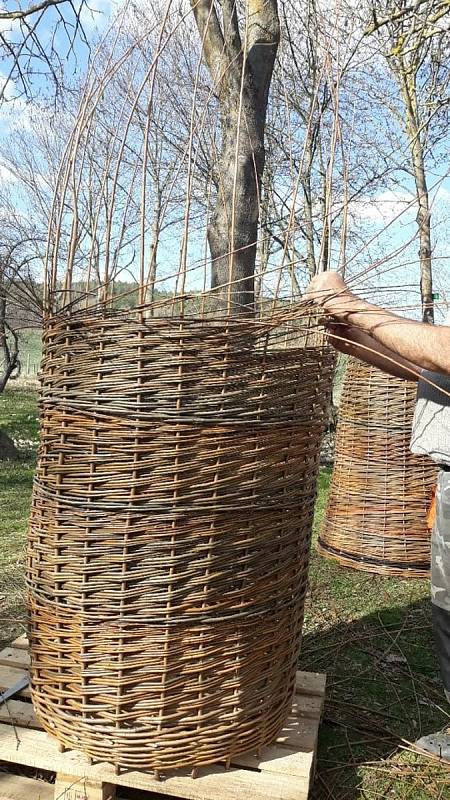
[290,695,323,720]
[9,637,28,652]
[0,650,30,670]
[0,773,53,800]
[0,695,319,780]
[295,671,326,698]
[0,724,305,800]
[0,667,30,699]
[274,715,320,753]
[54,774,116,800]
[231,737,315,779]
[0,699,40,729]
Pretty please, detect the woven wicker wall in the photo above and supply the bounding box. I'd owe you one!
[27,312,334,771]
[319,358,437,578]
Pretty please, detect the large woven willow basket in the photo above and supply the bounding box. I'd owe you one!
[319,358,436,578]
[27,310,334,772]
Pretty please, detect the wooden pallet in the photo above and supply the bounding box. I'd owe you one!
[0,636,325,800]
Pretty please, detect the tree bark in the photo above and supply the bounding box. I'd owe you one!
[191,0,280,315]
[399,69,434,323]
[209,90,266,313]
[0,430,19,460]
[411,136,433,324]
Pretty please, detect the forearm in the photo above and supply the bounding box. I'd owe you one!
[326,322,420,381]
[324,293,450,375]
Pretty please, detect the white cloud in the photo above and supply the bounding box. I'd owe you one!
[80,0,118,32]
[350,190,417,224]
[0,13,20,38]
[0,162,16,184]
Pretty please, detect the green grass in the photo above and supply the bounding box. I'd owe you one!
[0,386,38,645]
[307,470,449,798]
[0,385,449,797]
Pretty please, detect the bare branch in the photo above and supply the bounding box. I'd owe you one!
[0,0,69,21]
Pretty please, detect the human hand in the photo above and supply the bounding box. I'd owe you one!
[304,272,357,316]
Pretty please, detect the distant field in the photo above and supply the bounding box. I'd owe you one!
[0,328,42,380]
[18,328,42,376]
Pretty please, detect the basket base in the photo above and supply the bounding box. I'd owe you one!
[0,635,325,800]
[317,537,430,579]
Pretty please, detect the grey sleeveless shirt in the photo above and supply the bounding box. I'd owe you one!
[410,370,450,465]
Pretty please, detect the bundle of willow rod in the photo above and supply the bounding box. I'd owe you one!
[27,307,334,772]
[319,358,437,578]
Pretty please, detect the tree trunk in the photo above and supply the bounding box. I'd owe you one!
[209,92,265,314]
[411,139,433,323]
[399,68,434,323]
[0,293,20,394]
[191,0,280,316]
[0,430,19,460]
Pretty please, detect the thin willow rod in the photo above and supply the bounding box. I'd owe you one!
[47,6,448,310]
[316,41,341,274]
[348,211,450,293]
[55,186,450,317]
[200,173,213,317]
[103,10,173,295]
[225,6,250,313]
[139,1,175,304]
[86,61,145,302]
[270,21,338,307]
[48,1,199,303]
[65,72,134,304]
[342,168,450,286]
[46,12,147,305]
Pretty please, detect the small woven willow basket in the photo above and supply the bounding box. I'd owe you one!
[319,358,437,578]
[27,309,334,771]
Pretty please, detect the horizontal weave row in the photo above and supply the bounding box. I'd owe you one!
[319,358,436,579]
[27,311,334,770]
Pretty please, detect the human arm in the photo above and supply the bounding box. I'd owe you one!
[325,321,420,381]
[307,272,450,375]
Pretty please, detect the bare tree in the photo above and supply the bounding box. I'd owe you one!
[368,0,450,323]
[0,0,92,103]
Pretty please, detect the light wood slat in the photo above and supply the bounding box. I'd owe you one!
[0,773,53,800]
[291,695,323,720]
[0,699,40,729]
[0,667,30,698]
[54,774,116,800]
[295,671,326,698]
[0,649,30,669]
[0,724,306,800]
[274,715,320,753]
[231,734,316,778]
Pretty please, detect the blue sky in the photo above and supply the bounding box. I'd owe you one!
[1,0,450,321]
